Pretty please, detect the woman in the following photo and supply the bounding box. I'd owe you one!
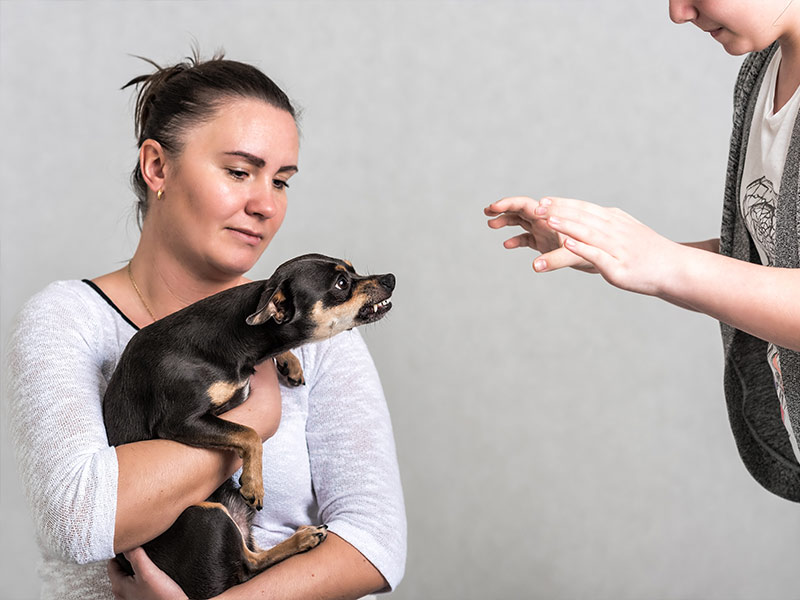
[486,0,800,500]
[7,52,406,599]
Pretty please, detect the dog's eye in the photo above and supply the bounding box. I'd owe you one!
[335,276,349,290]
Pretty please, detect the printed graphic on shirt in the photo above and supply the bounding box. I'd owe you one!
[768,344,800,462]
[742,176,777,265]
[740,177,800,462]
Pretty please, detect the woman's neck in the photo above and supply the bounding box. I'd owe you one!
[129,244,248,322]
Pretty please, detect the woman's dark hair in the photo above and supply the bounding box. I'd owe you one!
[123,49,297,225]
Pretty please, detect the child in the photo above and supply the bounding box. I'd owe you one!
[485,0,800,501]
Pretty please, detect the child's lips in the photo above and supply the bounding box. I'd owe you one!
[701,25,724,38]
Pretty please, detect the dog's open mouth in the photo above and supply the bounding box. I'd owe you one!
[357,297,392,322]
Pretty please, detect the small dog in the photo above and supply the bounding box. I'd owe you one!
[103,253,395,599]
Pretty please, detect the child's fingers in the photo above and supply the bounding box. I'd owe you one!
[503,233,534,249]
[562,237,613,273]
[487,213,534,231]
[538,196,623,220]
[485,196,542,220]
[545,213,616,256]
[532,246,591,272]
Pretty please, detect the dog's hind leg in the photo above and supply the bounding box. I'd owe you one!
[159,415,264,510]
[243,525,328,577]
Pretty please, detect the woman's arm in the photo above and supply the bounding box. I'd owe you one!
[216,533,385,600]
[114,362,282,552]
[7,283,282,562]
[107,533,384,600]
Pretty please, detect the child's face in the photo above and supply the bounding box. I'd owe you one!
[669,0,799,55]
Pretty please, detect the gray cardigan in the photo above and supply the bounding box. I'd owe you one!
[721,42,800,500]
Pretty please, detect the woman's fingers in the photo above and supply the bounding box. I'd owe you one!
[107,548,187,600]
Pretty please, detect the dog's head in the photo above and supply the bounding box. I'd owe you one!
[246,254,395,340]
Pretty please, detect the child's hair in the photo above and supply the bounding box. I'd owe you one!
[122,49,297,225]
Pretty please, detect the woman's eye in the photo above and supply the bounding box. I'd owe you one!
[227,169,249,180]
[273,179,290,190]
[335,276,348,290]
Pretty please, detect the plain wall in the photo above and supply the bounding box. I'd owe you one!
[3,1,799,599]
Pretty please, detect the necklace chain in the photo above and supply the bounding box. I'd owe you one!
[127,262,156,322]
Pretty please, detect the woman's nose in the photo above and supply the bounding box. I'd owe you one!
[246,184,279,219]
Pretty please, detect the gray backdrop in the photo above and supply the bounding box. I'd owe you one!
[2,1,798,599]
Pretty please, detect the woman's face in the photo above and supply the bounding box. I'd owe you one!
[669,0,800,55]
[152,98,299,280]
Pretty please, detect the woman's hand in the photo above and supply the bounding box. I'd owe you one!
[108,548,187,600]
[485,196,598,273]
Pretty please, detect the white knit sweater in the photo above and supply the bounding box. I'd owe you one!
[7,280,406,599]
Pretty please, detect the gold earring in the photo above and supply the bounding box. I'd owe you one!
[157,189,164,201]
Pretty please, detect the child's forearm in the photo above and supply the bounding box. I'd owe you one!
[659,241,800,350]
[681,238,720,254]
[660,239,721,312]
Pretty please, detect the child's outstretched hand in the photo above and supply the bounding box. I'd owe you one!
[485,196,597,273]
[486,195,688,298]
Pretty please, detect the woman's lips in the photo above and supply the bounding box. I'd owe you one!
[227,227,263,245]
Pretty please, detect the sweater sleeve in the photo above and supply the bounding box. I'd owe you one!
[304,329,407,591]
[6,282,120,564]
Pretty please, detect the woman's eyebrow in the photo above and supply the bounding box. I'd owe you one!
[224,151,297,174]
[224,150,266,168]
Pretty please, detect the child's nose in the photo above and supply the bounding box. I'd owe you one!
[668,0,697,25]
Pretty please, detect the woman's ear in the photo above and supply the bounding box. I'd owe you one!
[139,139,167,197]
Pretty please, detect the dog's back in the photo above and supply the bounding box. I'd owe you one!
[103,282,263,446]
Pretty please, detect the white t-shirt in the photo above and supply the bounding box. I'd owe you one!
[741,46,800,463]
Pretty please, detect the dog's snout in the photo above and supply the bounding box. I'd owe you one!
[379,273,396,292]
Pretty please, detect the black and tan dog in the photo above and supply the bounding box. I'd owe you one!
[103,253,395,599]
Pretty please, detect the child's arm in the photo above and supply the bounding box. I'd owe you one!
[486,195,800,352]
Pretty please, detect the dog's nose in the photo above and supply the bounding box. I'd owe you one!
[379,273,396,292]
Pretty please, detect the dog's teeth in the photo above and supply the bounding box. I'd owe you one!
[370,299,391,314]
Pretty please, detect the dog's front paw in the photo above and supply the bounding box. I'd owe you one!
[292,524,328,553]
[238,474,264,511]
[275,351,305,387]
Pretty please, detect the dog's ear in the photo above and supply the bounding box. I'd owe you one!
[246,282,293,326]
